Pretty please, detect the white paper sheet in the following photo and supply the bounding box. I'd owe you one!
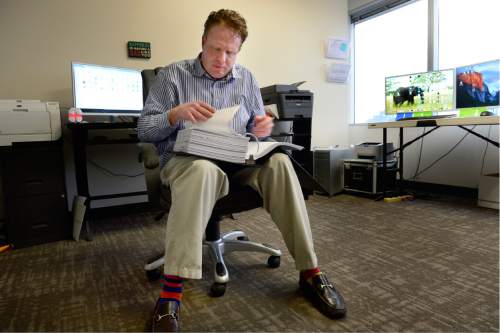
[327,63,351,83]
[185,105,239,134]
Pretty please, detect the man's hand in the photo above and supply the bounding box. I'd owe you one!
[251,114,274,138]
[168,101,215,124]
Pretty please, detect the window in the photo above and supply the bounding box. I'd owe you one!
[353,0,428,124]
[352,0,500,123]
[438,0,500,69]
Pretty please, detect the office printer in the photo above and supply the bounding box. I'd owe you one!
[0,100,62,146]
[260,82,313,119]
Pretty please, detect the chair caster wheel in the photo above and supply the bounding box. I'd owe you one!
[267,255,281,268]
[147,254,164,263]
[237,236,249,241]
[210,283,226,297]
[146,268,162,282]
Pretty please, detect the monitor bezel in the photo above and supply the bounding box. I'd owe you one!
[384,68,456,116]
[71,61,143,116]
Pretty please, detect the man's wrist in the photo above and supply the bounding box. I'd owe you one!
[167,109,176,125]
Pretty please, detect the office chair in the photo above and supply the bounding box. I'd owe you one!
[139,68,282,297]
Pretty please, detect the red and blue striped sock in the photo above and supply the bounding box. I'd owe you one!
[300,267,321,283]
[159,275,184,305]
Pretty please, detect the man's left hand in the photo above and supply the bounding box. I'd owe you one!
[251,114,274,138]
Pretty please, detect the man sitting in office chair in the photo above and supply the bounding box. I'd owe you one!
[138,9,346,332]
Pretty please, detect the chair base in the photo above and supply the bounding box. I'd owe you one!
[144,230,282,296]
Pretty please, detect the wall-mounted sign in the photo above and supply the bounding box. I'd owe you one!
[127,41,151,59]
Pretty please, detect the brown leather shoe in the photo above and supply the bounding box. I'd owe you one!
[151,300,180,332]
[299,273,347,319]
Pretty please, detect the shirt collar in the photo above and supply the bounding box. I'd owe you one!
[193,53,241,81]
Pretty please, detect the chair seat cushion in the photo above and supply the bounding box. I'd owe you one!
[214,184,262,216]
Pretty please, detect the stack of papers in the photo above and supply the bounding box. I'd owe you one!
[174,128,250,164]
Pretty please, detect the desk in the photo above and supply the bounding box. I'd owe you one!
[67,121,147,240]
[368,116,500,196]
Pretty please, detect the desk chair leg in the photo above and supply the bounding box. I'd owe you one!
[221,230,247,241]
[204,228,282,297]
[144,255,165,281]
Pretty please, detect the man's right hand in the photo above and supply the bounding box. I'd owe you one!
[168,101,215,124]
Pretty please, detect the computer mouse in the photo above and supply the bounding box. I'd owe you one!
[480,111,494,116]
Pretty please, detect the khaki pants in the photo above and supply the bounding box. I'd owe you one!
[160,153,318,279]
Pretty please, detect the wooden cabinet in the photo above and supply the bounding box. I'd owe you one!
[1,141,69,248]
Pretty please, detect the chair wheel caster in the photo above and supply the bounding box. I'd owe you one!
[267,255,281,268]
[210,283,226,297]
[146,268,162,282]
[237,236,249,241]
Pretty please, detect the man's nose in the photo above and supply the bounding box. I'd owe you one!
[216,50,226,63]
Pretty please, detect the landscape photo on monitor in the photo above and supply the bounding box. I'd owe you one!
[385,69,455,114]
[456,59,500,109]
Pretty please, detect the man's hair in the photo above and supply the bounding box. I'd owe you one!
[203,9,248,44]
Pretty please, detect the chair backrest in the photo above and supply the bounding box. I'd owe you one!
[140,67,170,209]
[141,67,164,103]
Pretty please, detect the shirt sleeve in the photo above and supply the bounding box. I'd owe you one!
[137,68,180,143]
[245,72,265,134]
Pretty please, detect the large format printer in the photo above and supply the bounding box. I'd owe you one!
[0,100,61,146]
[260,82,313,119]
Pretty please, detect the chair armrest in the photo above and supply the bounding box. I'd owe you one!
[137,143,160,169]
[137,142,164,207]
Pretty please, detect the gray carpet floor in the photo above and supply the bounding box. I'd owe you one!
[0,194,498,332]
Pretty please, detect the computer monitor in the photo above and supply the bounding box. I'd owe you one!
[71,62,143,116]
[385,69,455,118]
[456,59,500,109]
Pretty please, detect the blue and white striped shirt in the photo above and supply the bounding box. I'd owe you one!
[137,55,265,168]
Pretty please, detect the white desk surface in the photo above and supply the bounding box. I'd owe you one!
[368,116,500,129]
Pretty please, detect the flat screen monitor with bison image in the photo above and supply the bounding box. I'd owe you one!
[385,69,455,119]
[456,59,500,110]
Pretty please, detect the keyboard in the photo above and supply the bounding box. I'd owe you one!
[396,115,453,121]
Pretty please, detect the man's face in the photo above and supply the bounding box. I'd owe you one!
[201,24,242,79]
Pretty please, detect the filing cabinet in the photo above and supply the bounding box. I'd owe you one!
[0,141,69,248]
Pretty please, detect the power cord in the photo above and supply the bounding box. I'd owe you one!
[479,125,492,176]
[410,125,476,179]
[411,127,427,180]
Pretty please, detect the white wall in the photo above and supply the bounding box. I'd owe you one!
[0,0,350,209]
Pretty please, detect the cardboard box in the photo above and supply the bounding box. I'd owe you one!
[478,173,499,209]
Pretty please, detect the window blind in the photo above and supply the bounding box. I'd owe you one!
[350,0,415,23]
